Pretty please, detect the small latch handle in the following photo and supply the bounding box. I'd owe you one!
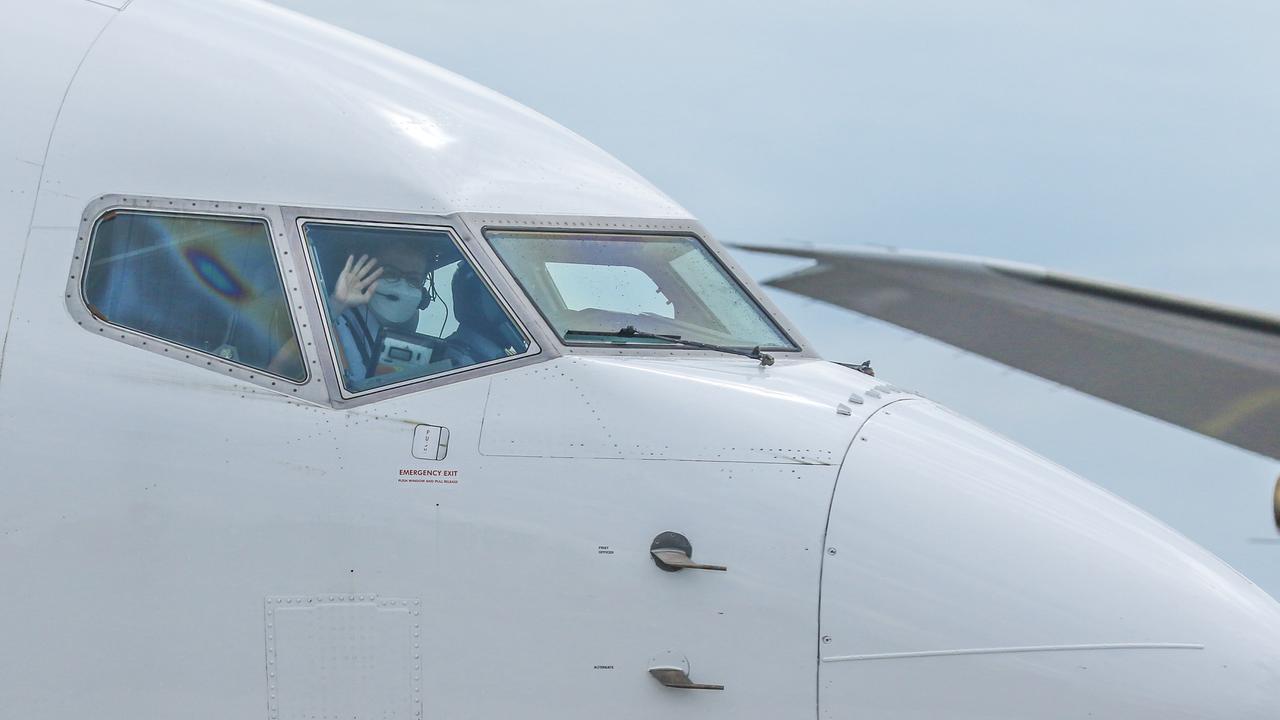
[650,548,727,572]
[649,531,727,572]
[649,665,724,691]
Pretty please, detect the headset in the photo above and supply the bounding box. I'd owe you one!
[419,269,438,310]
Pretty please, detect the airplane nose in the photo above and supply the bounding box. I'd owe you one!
[819,399,1280,718]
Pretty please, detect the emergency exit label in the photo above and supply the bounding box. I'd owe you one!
[411,424,449,461]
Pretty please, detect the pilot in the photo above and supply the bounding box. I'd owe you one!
[328,244,431,386]
[267,243,524,385]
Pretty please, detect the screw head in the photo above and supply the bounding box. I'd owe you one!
[822,635,833,644]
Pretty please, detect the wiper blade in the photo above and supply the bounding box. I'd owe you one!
[564,326,775,366]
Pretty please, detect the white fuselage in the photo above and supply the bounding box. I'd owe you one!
[1,1,1277,718]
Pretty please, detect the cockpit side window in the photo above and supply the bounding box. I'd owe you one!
[302,221,530,394]
[82,210,306,381]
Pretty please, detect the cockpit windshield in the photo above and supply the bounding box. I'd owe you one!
[487,231,796,352]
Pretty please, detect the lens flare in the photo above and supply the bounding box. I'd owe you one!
[181,246,251,302]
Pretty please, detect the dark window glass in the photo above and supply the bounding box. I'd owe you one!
[83,211,305,381]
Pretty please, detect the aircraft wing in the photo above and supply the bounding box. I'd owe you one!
[737,243,1280,461]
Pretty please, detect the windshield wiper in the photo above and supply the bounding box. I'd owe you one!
[564,326,775,366]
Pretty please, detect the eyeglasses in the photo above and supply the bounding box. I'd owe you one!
[378,265,427,287]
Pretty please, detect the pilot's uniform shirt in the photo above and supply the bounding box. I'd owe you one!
[333,307,385,385]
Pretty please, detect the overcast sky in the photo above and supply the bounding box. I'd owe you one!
[276,0,1280,595]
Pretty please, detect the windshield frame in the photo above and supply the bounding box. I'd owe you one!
[72,202,805,409]
[476,223,808,357]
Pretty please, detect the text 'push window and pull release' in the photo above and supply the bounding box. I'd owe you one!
[302,222,529,393]
[82,211,306,381]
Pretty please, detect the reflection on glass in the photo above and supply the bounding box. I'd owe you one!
[83,211,306,381]
[303,222,529,393]
[487,231,795,351]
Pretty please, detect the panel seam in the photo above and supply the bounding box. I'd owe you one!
[813,395,917,719]
[0,8,119,381]
[822,642,1205,663]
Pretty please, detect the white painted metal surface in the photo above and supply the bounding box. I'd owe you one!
[820,400,1280,718]
[480,356,866,462]
[0,1,1277,718]
[0,0,114,367]
[267,595,422,720]
[31,0,690,227]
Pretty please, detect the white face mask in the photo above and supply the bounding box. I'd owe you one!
[369,278,422,324]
